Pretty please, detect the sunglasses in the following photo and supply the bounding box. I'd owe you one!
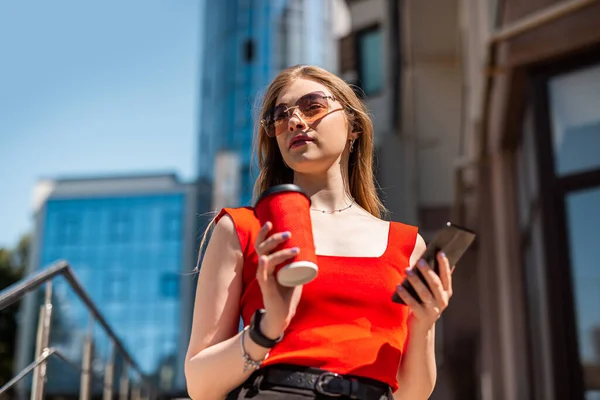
[261,91,338,137]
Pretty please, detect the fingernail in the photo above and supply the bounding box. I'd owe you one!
[396,284,405,291]
[282,232,291,239]
[406,268,415,276]
[291,247,300,253]
[418,259,428,268]
[439,251,446,258]
[263,222,270,229]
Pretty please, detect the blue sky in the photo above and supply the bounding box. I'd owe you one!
[0,1,203,248]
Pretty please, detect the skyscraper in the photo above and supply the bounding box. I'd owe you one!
[14,174,201,398]
[198,0,338,207]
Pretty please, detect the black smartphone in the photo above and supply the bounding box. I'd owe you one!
[392,222,476,305]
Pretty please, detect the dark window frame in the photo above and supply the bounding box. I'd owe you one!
[529,45,600,399]
[512,105,542,400]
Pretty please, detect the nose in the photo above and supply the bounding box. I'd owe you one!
[287,110,307,132]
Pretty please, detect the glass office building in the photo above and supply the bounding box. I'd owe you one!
[14,174,198,398]
[198,0,336,207]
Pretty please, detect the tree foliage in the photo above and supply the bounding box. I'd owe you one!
[0,235,29,389]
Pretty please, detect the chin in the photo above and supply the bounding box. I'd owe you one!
[286,154,339,174]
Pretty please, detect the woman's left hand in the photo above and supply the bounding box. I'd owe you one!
[395,251,453,333]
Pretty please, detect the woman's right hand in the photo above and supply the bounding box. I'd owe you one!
[254,221,303,340]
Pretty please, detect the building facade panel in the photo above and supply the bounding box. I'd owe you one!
[14,175,198,398]
[198,0,336,207]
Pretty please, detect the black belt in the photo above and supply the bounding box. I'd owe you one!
[250,365,392,399]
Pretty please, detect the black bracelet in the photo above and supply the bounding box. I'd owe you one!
[248,309,283,348]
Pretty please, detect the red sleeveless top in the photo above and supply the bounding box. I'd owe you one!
[215,207,418,391]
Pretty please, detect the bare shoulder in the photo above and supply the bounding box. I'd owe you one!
[196,213,243,291]
[209,213,243,254]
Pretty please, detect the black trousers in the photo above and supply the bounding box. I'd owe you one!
[225,365,393,400]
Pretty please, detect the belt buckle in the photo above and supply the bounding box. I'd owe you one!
[315,372,344,397]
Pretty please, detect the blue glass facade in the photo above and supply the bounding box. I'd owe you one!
[38,193,187,394]
[198,0,334,206]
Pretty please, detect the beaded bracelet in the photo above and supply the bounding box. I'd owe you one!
[241,326,269,373]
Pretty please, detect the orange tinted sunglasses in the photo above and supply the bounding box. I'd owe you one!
[261,91,338,137]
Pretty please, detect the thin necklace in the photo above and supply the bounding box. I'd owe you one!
[311,199,355,214]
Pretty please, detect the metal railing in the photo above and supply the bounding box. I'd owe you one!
[0,260,161,400]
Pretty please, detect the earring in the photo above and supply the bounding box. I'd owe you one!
[349,139,355,153]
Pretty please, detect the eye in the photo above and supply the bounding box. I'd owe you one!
[307,102,325,110]
[302,101,326,116]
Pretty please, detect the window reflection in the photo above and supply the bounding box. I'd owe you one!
[548,64,600,176]
[41,193,185,393]
[565,187,600,393]
[357,26,383,96]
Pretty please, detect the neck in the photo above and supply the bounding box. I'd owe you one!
[292,160,353,212]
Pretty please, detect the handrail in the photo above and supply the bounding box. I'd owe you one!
[0,347,114,395]
[0,348,58,395]
[0,260,143,374]
[0,260,160,399]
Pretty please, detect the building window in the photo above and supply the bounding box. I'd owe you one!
[528,55,600,397]
[162,211,181,241]
[160,273,179,298]
[545,62,600,397]
[109,211,131,242]
[548,64,600,176]
[57,214,80,246]
[241,164,253,206]
[357,26,383,96]
[243,39,255,63]
[104,270,129,302]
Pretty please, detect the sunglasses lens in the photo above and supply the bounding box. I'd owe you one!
[274,119,287,137]
[297,93,329,122]
[264,92,332,137]
[273,105,288,122]
[262,119,276,137]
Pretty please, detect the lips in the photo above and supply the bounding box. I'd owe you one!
[289,135,314,149]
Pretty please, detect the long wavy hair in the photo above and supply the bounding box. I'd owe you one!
[195,65,385,270]
[253,64,385,218]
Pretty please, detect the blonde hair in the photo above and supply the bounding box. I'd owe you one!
[195,65,386,270]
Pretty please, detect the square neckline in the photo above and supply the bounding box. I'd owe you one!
[314,221,392,260]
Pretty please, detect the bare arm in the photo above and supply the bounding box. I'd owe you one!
[394,233,438,400]
[395,321,436,400]
[184,216,270,399]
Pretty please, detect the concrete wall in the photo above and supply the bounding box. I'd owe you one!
[395,0,462,232]
[343,0,463,229]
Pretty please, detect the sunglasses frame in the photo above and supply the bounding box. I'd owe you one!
[260,91,338,137]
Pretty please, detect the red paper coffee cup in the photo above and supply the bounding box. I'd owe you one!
[254,184,318,287]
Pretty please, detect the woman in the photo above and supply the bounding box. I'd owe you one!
[185,65,453,400]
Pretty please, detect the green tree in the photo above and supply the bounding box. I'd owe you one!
[0,235,29,390]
